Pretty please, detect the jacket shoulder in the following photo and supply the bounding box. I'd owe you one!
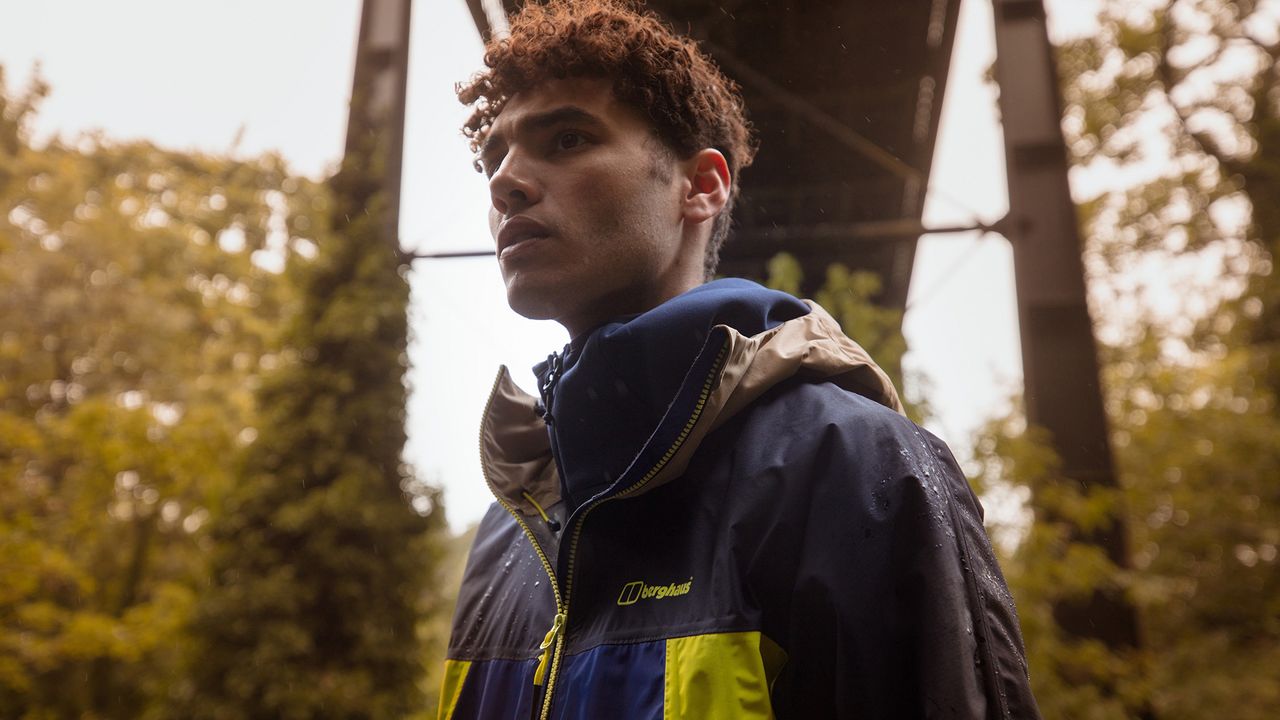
[731,377,949,475]
[704,378,1040,718]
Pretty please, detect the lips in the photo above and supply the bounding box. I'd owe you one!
[496,216,551,259]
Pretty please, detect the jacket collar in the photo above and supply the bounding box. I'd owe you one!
[480,280,904,519]
[533,279,810,508]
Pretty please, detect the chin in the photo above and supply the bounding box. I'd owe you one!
[503,282,571,323]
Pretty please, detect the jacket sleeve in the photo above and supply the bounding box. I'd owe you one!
[765,401,1042,719]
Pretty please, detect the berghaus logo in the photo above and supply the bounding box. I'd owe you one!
[616,578,693,606]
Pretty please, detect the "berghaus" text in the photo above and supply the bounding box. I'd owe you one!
[616,578,693,606]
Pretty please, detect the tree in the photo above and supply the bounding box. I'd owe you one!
[1058,0,1280,386]
[972,2,1280,717]
[0,67,313,718]
[184,77,446,719]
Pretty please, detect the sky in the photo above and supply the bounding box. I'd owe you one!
[0,0,1099,531]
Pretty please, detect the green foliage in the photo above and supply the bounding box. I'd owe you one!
[1105,327,1280,718]
[764,252,929,422]
[976,331,1280,719]
[1,66,447,719]
[0,67,315,717]
[976,1,1280,716]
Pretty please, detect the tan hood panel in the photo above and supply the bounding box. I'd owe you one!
[715,301,902,425]
[480,301,903,512]
[480,368,560,517]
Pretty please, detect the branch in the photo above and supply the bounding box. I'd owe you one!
[1155,1,1250,176]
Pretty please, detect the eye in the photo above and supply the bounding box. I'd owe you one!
[555,131,585,151]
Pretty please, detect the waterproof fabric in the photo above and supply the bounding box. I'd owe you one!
[442,279,1041,719]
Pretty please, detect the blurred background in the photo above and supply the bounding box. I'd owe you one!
[1,0,1276,717]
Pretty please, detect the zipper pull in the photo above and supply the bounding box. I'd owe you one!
[533,612,566,687]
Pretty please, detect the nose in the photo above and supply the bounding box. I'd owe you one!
[489,151,540,216]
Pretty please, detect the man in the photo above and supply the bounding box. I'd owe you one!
[440,1,1041,718]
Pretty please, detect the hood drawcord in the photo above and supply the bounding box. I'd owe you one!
[521,491,561,533]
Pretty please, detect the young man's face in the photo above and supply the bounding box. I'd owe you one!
[481,77,705,338]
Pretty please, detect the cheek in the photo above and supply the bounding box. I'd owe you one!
[561,175,622,239]
[583,166,659,223]
[565,155,680,258]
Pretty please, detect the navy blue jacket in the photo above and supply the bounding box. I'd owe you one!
[440,279,1041,719]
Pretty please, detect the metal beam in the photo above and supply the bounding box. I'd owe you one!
[992,0,1148,693]
[342,0,413,249]
[406,219,1002,261]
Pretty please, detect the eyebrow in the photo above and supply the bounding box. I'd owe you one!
[480,105,605,166]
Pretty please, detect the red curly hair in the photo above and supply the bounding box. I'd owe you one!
[457,0,755,278]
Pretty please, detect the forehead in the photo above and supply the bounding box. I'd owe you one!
[487,77,650,143]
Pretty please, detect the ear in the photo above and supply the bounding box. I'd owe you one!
[681,149,730,225]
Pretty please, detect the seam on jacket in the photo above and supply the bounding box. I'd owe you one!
[562,621,765,656]
[445,648,540,662]
[943,479,1012,719]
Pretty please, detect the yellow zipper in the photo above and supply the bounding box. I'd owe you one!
[534,340,729,720]
[477,370,567,706]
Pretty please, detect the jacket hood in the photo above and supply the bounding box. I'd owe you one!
[480,278,904,519]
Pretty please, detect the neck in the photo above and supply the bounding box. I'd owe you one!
[560,276,704,340]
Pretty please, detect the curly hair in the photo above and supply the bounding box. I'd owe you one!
[457,0,755,278]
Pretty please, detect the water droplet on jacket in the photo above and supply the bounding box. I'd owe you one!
[873,490,890,510]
